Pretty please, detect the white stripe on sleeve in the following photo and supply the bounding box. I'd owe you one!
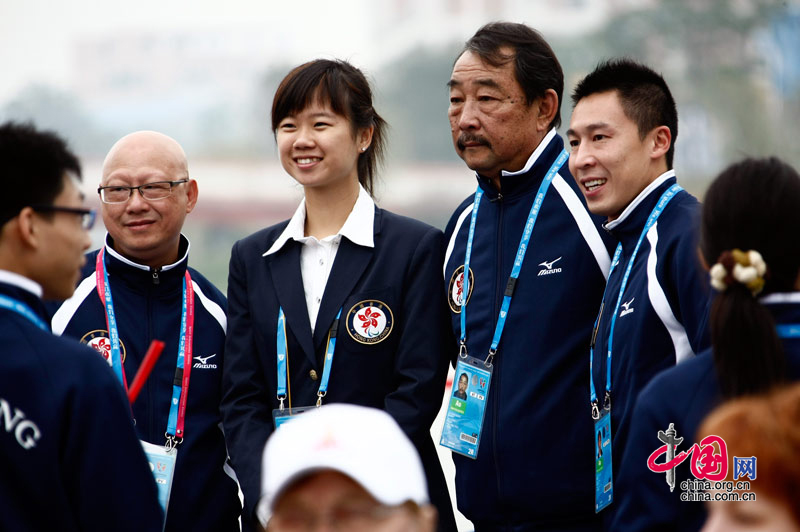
[646,223,694,363]
[443,203,474,279]
[552,174,611,279]
[192,280,227,333]
[51,274,97,335]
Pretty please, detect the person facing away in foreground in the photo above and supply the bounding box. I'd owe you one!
[258,403,437,532]
[614,156,800,531]
[50,130,240,531]
[443,21,612,531]
[221,58,455,531]
[0,121,163,531]
[699,383,800,532]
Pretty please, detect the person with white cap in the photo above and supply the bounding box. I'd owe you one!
[258,403,437,532]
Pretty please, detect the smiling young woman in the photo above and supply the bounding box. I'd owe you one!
[221,59,457,532]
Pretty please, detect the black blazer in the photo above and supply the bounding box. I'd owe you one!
[221,206,454,529]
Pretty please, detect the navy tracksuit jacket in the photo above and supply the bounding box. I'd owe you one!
[50,236,241,532]
[1,277,163,531]
[589,172,711,527]
[443,130,614,530]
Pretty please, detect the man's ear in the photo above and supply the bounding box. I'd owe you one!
[650,125,671,161]
[15,207,41,250]
[185,178,198,214]
[535,89,559,133]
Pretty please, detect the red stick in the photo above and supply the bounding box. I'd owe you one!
[128,340,165,404]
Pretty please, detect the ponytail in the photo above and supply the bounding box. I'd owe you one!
[702,157,800,399]
[710,282,786,398]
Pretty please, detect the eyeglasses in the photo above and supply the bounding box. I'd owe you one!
[97,179,188,204]
[30,205,97,231]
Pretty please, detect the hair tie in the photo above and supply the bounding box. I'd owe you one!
[709,249,767,296]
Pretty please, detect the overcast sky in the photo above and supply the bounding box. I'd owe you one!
[0,0,381,102]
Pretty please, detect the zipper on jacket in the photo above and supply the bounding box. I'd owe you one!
[151,267,161,285]
[146,290,155,440]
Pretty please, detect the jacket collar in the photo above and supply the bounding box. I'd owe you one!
[759,292,800,325]
[603,170,677,246]
[475,129,564,202]
[0,270,49,325]
[103,233,190,292]
[263,185,375,257]
[0,269,42,298]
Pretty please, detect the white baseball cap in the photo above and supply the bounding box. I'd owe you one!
[257,403,429,526]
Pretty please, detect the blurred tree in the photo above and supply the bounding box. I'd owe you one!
[554,0,798,179]
[0,83,113,158]
[376,46,463,163]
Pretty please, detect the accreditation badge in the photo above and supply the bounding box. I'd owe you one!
[594,412,613,512]
[439,355,492,459]
[141,439,177,527]
[272,405,316,430]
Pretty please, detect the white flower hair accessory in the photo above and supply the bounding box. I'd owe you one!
[710,249,767,296]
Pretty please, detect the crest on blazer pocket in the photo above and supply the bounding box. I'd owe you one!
[80,329,127,366]
[346,299,393,345]
[448,265,474,313]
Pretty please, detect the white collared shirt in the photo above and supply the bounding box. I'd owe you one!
[263,185,375,333]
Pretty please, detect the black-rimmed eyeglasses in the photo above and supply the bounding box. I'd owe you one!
[30,205,97,231]
[97,179,188,204]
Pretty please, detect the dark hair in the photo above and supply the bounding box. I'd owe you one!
[271,59,387,197]
[701,157,800,398]
[459,373,468,381]
[460,22,564,129]
[0,121,81,227]
[571,58,678,169]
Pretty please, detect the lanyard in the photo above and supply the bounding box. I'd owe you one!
[0,294,48,331]
[96,248,194,446]
[459,149,568,365]
[776,324,800,338]
[277,307,342,409]
[590,184,682,418]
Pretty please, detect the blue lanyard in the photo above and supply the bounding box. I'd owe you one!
[459,149,568,364]
[0,294,48,331]
[590,184,682,417]
[776,324,800,338]
[276,306,342,409]
[97,248,193,444]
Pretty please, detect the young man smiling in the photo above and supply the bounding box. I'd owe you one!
[567,59,710,520]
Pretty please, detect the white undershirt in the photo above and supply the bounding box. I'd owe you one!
[263,185,375,333]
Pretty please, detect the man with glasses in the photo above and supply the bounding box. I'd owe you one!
[0,121,163,530]
[51,131,241,531]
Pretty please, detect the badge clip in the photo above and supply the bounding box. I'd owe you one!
[603,391,612,412]
[164,433,182,451]
[459,340,468,359]
[591,400,600,420]
[277,394,285,412]
[484,348,496,368]
[316,391,326,407]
